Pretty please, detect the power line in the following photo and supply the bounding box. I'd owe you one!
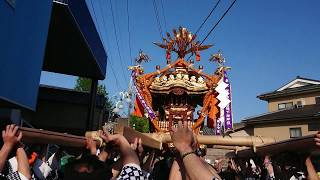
[126,0,133,65]
[105,42,123,91]
[101,27,123,91]
[108,58,123,91]
[98,0,108,48]
[104,41,123,91]
[200,0,238,45]
[152,0,164,38]
[159,0,167,32]
[97,0,123,91]
[113,0,125,59]
[109,0,129,83]
[90,0,121,91]
[187,0,237,61]
[89,0,123,92]
[89,0,101,37]
[194,0,222,36]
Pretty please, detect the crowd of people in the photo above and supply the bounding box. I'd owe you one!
[0,122,319,180]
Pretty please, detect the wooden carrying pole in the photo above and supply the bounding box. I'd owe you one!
[114,126,162,149]
[84,126,163,149]
[212,145,249,151]
[19,126,162,149]
[232,133,319,158]
[144,133,277,147]
[19,126,277,150]
[20,127,87,148]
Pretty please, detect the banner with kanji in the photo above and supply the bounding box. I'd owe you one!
[215,72,233,135]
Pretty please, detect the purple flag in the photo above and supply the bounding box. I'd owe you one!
[223,72,233,131]
[132,71,156,121]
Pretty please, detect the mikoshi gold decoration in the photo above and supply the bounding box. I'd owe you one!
[154,26,213,61]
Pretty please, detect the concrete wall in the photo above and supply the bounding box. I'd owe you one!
[253,120,319,141]
[268,92,320,112]
[205,148,231,163]
[230,129,250,136]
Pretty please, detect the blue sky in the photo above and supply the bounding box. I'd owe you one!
[41,0,320,122]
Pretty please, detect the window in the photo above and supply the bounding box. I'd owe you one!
[278,103,286,110]
[316,97,320,105]
[278,102,293,110]
[290,127,302,138]
[308,123,320,131]
[296,101,303,108]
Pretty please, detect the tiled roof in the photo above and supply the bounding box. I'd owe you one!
[258,84,320,100]
[233,122,246,130]
[202,126,216,135]
[242,104,320,125]
[295,76,320,83]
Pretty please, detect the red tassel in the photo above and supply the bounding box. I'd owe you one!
[207,117,215,128]
[166,51,171,64]
[166,51,171,60]
[196,50,200,61]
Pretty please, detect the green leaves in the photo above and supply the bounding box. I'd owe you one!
[130,115,150,133]
[74,77,114,118]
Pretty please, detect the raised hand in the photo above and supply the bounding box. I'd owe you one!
[170,121,195,154]
[2,124,22,149]
[1,124,22,171]
[315,132,320,147]
[130,138,138,150]
[130,138,145,164]
[98,130,130,148]
[85,137,97,155]
[137,138,144,157]
[98,130,139,165]
[170,122,220,180]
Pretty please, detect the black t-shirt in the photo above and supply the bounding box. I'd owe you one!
[219,169,237,180]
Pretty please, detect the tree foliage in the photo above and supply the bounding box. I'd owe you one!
[129,115,149,133]
[74,78,108,96]
[74,77,113,118]
[74,78,91,92]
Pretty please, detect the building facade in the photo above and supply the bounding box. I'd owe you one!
[241,76,320,141]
